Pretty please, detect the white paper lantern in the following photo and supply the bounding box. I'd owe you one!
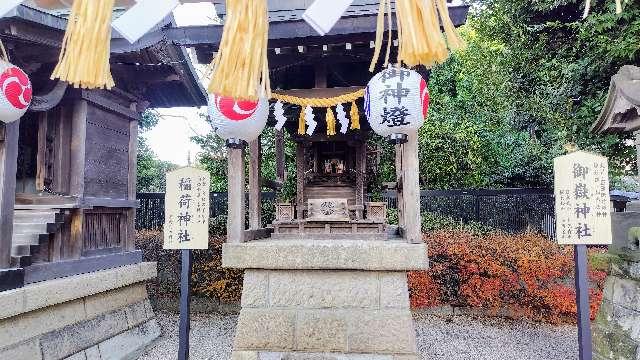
[208,94,268,148]
[0,61,32,123]
[364,67,429,144]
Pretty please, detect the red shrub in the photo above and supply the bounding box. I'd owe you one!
[408,230,606,324]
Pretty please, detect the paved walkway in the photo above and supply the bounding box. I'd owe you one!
[139,310,578,360]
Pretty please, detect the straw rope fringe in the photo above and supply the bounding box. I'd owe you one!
[370,0,465,70]
[51,0,116,89]
[272,89,365,108]
[207,0,270,100]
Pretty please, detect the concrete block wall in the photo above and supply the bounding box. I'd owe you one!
[0,263,160,360]
[232,270,418,359]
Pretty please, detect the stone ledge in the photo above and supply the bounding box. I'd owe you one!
[232,351,418,360]
[0,262,157,320]
[222,240,428,270]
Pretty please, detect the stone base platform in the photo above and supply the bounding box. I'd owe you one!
[223,240,428,360]
[0,262,160,360]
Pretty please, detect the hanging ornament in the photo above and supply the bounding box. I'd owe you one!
[336,104,349,134]
[274,101,286,131]
[0,44,32,123]
[51,0,116,89]
[207,0,270,100]
[305,106,317,136]
[350,101,360,130]
[208,94,268,148]
[364,67,429,144]
[326,107,337,136]
[370,0,464,70]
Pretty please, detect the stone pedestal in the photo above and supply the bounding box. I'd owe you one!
[222,240,428,360]
[0,262,159,360]
[593,212,640,360]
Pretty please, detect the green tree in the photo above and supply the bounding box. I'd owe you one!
[136,110,178,192]
[418,0,639,188]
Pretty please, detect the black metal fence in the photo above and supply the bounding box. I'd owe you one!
[136,188,556,237]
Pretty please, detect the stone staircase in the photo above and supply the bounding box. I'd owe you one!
[10,209,64,268]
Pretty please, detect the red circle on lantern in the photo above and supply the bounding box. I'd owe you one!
[0,67,31,110]
[420,78,429,118]
[214,95,259,121]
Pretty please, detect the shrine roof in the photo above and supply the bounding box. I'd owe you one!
[0,5,207,108]
[592,65,640,134]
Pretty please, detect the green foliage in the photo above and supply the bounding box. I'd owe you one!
[137,110,178,192]
[420,0,640,188]
[421,212,495,236]
[192,112,298,199]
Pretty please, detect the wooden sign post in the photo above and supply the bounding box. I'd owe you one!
[164,167,210,360]
[554,151,612,360]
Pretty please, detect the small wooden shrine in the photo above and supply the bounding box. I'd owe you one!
[191,1,469,358]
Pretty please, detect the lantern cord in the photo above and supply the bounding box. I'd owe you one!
[271,89,365,108]
[350,101,361,130]
[326,107,337,136]
[207,0,270,100]
[51,0,116,89]
[0,39,9,63]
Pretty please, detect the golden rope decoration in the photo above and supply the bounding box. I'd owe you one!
[207,0,270,100]
[271,89,365,108]
[51,0,116,89]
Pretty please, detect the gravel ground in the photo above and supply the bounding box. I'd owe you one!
[139,310,578,360]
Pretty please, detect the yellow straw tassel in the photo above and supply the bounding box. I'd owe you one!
[207,0,270,100]
[370,0,465,70]
[51,0,116,89]
[350,102,360,130]
[326,107,336,136]
[298,107,306,135]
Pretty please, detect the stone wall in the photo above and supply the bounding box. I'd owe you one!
[593,212,640,360]
[0,263,160,360]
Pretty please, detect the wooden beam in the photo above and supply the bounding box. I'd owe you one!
[166,5,470,49]
[400,131,421,244]
[296,142,305,220]
[126,116,139,251]
[395,141,404,229]
[66,209,83,259]
[35,112,48,192]
[0,120,20,269]
[275,129,285,184]
[274,86,363,99]
[28,81,68,113]
[69,100,87,197]
[248,137,262,230]
[227,147,245,243]
[53,106,71,194]
[355,142,365,220]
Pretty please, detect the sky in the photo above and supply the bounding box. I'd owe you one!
[144,3,218,166]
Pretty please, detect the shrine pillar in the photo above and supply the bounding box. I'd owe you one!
[396,130,421,244]
[248,137,262,229]
[227,146,246,243]
[0,121,19,270]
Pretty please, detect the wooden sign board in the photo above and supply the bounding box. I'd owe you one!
[164,167,210,250]
[554,151,612,245]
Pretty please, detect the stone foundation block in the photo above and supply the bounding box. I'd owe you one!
[232,268,418,358]
[296,311,348,352]
[269,270,379,309]
[234,309,296,350]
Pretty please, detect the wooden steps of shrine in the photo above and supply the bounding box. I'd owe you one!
[10,209,64,268]
[304,185,356,205]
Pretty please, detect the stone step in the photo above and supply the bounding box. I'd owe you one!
[13,223,48,234]
[11,244,37,257]
[10,255,32,268]
[12,233,47,246]
[13,211,62,224]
